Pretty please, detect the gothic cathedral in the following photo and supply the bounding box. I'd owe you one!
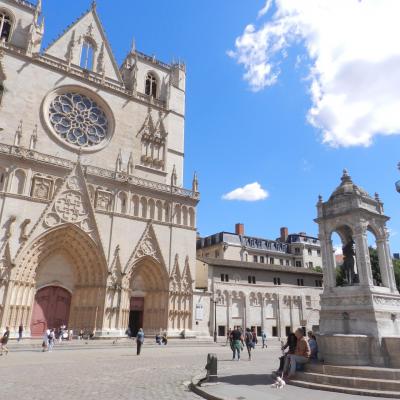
[0,0,200,337]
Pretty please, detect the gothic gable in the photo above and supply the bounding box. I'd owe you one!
[14,162,106,261]
[124,222,166,274]
[44,4,122,83]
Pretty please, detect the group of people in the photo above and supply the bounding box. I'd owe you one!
[155,332,168,346]
[276,328,318,379]
[227,326,267,361]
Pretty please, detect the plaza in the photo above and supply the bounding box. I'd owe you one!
[0,340,389,400]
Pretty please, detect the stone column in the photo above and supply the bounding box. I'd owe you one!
[276,293,282,338]
[319,233,336,289]
[243,293,249,329]
[226,292,232,330]
[260,294,266,332]
[381,238,399,293]
[353,229,374,287]
[376,238,391,288]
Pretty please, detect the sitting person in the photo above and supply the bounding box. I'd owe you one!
[161,333,168,345]
[307,331,318,360]
[282,328,310,378]
[277,332,297,373]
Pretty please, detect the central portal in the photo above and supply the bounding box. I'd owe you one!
[30,286,71,337]
[129,297,144,337]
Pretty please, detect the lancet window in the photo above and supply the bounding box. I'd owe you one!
[0,11,12,42]
[145,73,157,98]
[80,39,95,70]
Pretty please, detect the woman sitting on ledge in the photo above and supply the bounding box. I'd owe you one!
[282,328,310,378]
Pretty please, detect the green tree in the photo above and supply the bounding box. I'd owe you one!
[368,246,382,286]
[393,259,400,291]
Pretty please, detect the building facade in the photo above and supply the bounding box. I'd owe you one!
[194,225,324,339]
[0,0,201,337]
[197,224,323,270]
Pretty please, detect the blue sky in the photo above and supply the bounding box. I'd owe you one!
[41,1,400,251]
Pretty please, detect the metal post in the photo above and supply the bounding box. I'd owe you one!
[213,299,217,342]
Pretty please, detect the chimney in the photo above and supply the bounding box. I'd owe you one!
[280,227,288,242]
[235,223,244,236]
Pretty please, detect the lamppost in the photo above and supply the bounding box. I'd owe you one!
[211,294,221,343]
[396,163,400,193]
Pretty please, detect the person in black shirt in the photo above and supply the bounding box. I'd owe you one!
[230,326,244,361]
[277,332,297,373]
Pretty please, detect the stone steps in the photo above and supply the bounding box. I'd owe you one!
[286,363,400,398]
[296,372,400,391]
[289,379,400,399]
[306,364,400,380]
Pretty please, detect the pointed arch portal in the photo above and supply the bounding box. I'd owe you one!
[124,256,169,336]
[6,224,107,337]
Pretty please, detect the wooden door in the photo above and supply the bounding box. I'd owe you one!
[30,286,71,337]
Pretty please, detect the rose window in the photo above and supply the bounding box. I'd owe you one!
[48,93,109,148]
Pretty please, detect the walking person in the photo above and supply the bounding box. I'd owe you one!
[48,329,55,352]
[136,328,144,355]
[0,326,10,355]
[261,330,267,349]
[244,328,254,360]
[18,324,23,342]
[231,326,243,361]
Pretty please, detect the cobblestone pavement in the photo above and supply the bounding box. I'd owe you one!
[0,342,227,400]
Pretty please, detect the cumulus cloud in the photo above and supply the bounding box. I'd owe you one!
[229,0,400,147]
[222,182,269,201]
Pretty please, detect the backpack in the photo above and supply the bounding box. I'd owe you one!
[245,331,252,343]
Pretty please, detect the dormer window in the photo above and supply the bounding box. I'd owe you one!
[0,11,12,42]
[145,73,157,98]
[80,39,95,70]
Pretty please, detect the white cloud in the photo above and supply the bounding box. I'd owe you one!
[229,0,400,147]
[257,0,273,19]
[222,182,269,201]
[334,245,343,256]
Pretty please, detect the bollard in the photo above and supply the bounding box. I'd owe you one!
[205,353,218,382]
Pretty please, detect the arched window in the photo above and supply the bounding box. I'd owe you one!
[0,11,12,42]
[80,39,95,70]
[132,195,139,217]
[140,197,147,219]
[156,201,163,222]
[11,169,25,195]
[145,73,157,98]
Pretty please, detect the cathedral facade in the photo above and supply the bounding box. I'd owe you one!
[0,0,200,337]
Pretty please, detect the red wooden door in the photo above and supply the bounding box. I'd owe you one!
[30,286,71,337]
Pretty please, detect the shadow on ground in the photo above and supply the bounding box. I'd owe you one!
[217,374,275,386]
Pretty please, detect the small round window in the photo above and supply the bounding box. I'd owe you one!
[44,87,114,152]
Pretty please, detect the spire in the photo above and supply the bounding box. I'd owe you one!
[192,172,199,193]
[127,152,134,175]
[29,124,38,150]
[34,0,42,25]
[130,37,136,54]
[116,149,123,172]
[171,165,177,187]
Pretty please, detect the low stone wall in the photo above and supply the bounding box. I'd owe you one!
[317,334,400,367]
[382,337,400,368]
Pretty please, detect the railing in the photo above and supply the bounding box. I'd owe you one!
[0,143,200,200]
[1,43,167,109]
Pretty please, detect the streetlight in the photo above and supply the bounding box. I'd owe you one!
[211,294,221,343]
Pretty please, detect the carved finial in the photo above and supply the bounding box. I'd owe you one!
[127,152,134,175]
[318,194,323,203]
[375,192,380,201]
[115,245,120,255]
[192,171,199,192]
[29,124,38,150]
[130,37,136,53]
[91,1,97,10]
[171,164,177,187]
[116,149,123,172]
[341,168,352,184]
